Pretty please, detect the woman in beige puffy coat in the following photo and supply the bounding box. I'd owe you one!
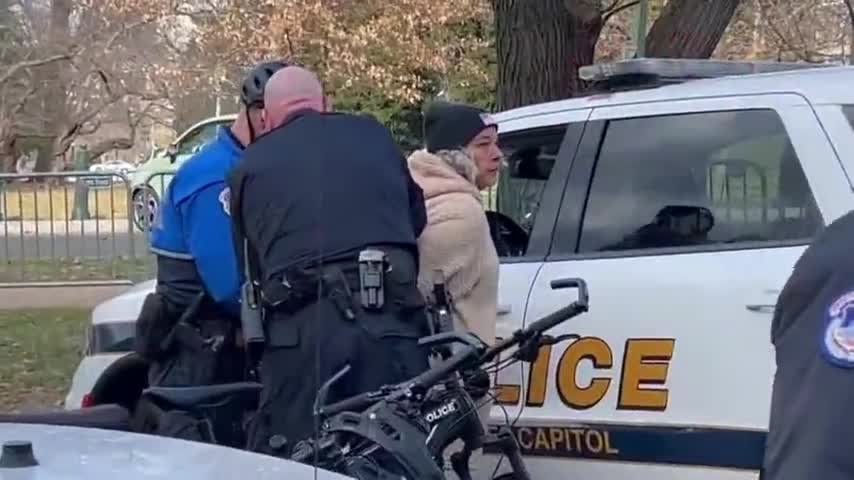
[407,101,503,346]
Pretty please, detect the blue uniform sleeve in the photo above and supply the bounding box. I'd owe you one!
[180,183,242,315]
[149,184,191,259]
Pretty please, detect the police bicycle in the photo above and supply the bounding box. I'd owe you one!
[287,277,590,480]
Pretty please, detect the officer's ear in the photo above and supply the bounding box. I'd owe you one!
[257,108,269,133]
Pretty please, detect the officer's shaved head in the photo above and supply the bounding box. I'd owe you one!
[262,66,327,131]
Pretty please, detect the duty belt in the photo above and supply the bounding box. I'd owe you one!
[261,248,395,319]
[260,264,358,320]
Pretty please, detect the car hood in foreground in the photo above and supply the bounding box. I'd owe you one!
[0,423,354,480]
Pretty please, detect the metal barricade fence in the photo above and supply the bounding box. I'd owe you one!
[2,167,480,288]
[0,171,166,287]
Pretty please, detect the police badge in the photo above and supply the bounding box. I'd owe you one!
[821,289,854,367]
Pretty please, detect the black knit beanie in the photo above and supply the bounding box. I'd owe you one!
[423,101,497,153]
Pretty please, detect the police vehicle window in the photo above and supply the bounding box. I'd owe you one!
[488,126,567,257]
[578,109,821,254]
[176,123,220,156]
[842,105,854,130]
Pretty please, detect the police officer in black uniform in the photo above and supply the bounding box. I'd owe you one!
[763,209,854,479]
[228,65,431,455]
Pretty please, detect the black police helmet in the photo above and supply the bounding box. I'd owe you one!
[240,60,290,108]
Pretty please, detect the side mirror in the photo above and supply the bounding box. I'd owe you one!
[654,205,715,236]
[165,144,178,164]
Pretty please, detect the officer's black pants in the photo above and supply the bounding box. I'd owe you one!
[246,299,431,456]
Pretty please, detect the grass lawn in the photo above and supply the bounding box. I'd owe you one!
[0,307,90,412]
[1,183,129,221]
[0,257,154,283]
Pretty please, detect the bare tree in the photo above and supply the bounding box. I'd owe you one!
[493,0,640,110]
[493,0,744,111]
[645,0,741,58]
[758,0,850,63]
[0,0,200,171]
[841,0,853,62]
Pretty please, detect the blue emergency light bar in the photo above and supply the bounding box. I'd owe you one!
[578,58,836,92]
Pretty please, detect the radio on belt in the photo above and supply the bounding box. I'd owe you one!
[358,248,387,310]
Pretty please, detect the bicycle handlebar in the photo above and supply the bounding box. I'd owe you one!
[318,390,383,418]
[481,278,588,365]
[316,277,589,419]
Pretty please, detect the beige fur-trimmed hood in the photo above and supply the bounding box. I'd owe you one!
[406,149,480,201]
[406,148,499,345]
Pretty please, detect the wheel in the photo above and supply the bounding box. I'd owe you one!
[132,187,159,232]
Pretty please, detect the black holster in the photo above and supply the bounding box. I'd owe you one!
[139,293,243,387]
[261,247,427,327]
[261,264,357,321]
[135,292,183,362]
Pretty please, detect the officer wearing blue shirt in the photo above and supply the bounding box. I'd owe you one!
[134,61,289,388]
[149,125,244,315]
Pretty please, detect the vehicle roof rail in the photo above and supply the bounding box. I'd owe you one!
[578,58,838,93]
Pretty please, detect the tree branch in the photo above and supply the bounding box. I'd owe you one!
[85,101,160,161]
[0,51,75,86]
[563,0,604,26]
[603,0,640,24]
[759,0,840,63]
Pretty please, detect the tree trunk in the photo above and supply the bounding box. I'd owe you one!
[38,0,73,173]
[492,0,740,112]
[0,122,16,173]
[844,0,854,64]
[645,0,741,58]
[493,0,601,111]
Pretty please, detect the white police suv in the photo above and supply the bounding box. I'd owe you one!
[67,58,854,480]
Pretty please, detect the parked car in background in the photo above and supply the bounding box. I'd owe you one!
[64,159,137,185]
[90,159,137,177]
[130,114,236,231]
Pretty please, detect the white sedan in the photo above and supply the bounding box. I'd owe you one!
[90,159,136,175]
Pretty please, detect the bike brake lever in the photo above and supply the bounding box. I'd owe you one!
[514,334,542,363]
[515,333,581,362]
[541,334,580,346]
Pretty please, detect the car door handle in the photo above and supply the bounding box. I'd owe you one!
[746,304,775,314]
[497,304,512,315]
[746,289,780,314]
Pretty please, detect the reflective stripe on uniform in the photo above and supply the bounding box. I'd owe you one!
[150,247,194,261]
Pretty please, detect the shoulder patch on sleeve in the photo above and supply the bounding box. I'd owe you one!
[169,141,236,205]
[218,187,231,216]
[821,289,854,367]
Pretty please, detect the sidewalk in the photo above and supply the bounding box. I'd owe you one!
[0,219,137,236]
[0,283,132,309]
